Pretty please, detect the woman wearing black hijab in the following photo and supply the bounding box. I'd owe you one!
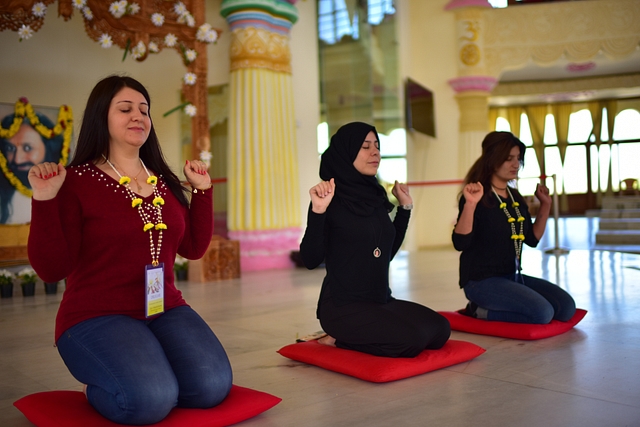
[300,122,450,358]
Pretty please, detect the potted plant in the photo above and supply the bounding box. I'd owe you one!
[0,269,14,298]
[44,280,59,294]
[18,267,38,297]
[174,255,188,281]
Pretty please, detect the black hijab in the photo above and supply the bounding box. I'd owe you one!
[320,122,393,216]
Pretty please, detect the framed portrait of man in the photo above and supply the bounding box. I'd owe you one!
[0,100,73,225]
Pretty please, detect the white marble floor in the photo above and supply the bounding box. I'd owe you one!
[1,218,640,426]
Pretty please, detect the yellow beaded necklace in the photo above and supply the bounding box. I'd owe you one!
[104,156,167,266]
[492,186,525,269]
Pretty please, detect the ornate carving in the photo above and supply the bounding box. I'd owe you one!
[229,27,292,73]
[460,43,481,66]
[189,236,241,282]
[0,0,221,160]
[482,0,640,77]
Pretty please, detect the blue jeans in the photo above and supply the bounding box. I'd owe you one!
[463,274,576,324]
[57,306,233,425]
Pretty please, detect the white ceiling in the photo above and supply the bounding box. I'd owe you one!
[499,49,640,82]
[490,48,640,105]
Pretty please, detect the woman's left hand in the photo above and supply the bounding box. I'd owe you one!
[535,183,552,206]
[392,180,412,206]
[184,160,211,190]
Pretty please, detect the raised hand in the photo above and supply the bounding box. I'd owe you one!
[28,162,67,201]
[391,180,412,206]
[535,183,551,206]
[462,182,484,205]
[184,160,211,190]
[309,178,335,214]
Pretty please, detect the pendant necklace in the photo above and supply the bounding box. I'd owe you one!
[492,186,525,274]
[103,155,167,266]
[369,217,382,258]
[131,168,144,192]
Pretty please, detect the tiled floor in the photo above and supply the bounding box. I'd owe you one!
[1,217,640,426]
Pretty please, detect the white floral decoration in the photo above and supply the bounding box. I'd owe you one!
[151,13,165,27]
[82,6,93,20]
[0,269,15,284]
[178,12,195,27]
[109,1,127,19]
[148,41,159,53]
[199,150,212,167]
[131,41,146,59]
[183,72,197,85]
[204,29,218,43]
[128,2,140,15]
[175,255,188,267]
[164,33,178,47]
[185,49,197,62]
[174,2,188,16]
[196,23,210,40]
[18,267,37,281]
[32,2,47,18]
[72,0,87,10]
[184,104,197,117]
[99,33,113,48]
[18,25,34,41]
[196,24,217,43]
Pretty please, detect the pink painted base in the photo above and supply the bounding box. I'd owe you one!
[448,76,498,93]
[229,227,302,272]
[445,0,492,10]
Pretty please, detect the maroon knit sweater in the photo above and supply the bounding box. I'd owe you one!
[28,163,213,342]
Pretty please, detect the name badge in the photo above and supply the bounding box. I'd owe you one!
[145,263,165,318]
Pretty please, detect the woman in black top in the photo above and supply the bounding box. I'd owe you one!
[452,131,576,323]
[300,122,450,358]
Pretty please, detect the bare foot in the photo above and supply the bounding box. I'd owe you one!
[317,335,336,347]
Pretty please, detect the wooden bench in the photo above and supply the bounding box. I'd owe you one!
[188,235,241,282]
[0,224,30,267]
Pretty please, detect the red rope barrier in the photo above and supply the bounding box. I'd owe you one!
[406,179,463,187]
[407,176,547,187]
[182,177,227,186]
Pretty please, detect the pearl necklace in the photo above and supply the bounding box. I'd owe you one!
[104,156,166,266]
[492,186,525,269]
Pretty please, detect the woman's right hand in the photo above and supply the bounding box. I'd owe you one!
[28,163,67,201]
[309,178,335,214]
[462,182,483,205]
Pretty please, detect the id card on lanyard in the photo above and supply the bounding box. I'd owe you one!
[145,263,165,318]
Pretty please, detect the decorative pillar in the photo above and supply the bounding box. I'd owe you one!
[221,0,301,271]
[445,1,496,177]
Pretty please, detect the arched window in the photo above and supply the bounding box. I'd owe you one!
[492,104,640,207]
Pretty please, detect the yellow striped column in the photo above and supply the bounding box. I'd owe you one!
[445,0,497,177]
[221,0,301,271]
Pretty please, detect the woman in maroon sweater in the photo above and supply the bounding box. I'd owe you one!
[27,75,232,424]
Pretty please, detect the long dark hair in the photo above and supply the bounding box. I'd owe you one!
[463,131,526,205]
[70,75,188,205]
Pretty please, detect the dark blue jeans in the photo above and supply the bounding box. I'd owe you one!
[57,306,232,425]
[463,274,576,324]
